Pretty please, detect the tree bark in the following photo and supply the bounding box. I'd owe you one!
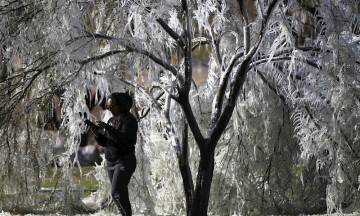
[190,148,215,216]
[178,123,194,216]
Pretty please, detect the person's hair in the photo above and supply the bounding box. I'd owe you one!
[108,92,133,112]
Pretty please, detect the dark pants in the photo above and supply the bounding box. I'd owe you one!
[107,153,137,216]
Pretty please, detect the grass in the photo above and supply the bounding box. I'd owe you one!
[0,166,100,214]
[41,166,99,197]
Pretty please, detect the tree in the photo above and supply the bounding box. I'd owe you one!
[0,0,359,215]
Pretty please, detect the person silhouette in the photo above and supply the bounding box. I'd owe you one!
[91,92,138,216]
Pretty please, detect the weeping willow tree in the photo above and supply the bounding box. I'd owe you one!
[0,0,359,215]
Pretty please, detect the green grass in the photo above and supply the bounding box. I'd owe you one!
[42,166,99,197]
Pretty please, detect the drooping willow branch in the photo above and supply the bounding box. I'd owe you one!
[83,32,184,86]
[238,0,251,54]
[209,0,280,149]
[76,49,127,65]
[156,18,186,50]
[256,61,360,161]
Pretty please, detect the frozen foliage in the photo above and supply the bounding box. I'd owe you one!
[0,0,359,215]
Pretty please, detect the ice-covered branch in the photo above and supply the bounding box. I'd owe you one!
[0,50,60,84]
[255,70,286,103]
[76,49,127,65]
[192,37,212,50]
[143,4,186,49]
[249,46,326,69]
[0,63,56,126]
[172,0,206,153]
[295,0,317,15]
[250,56,320,70]
[238,0,251,54]
[181,0,193,91]
[209,0,280,149]
[115,75,163,111]
[138,90,164,121]
[156,18,186,49]
[84,32,184,86]
[210,52,244,129]
[247,0,280,58]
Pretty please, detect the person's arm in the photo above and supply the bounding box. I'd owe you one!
[104,116,137,145]
[89,123,108,147]
[93,131,108,147]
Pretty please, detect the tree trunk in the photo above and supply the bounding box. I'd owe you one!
[190,148,215,216]
[178,122,194,216]
[179,154,194,215]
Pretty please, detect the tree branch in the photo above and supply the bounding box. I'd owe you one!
[143,4,186,49]
[85,32,184,86]
[210,52,244,129]
[255,70,286,103]
[181,98,206,152]
[156,18,186,49]
[192,37,212,50]
[76,49,127,65]
[238,0,250,54]
[209,0,280,149]
[179,122,194,215]
[250,56,321,70]
[247,0,279,58]
[181,0,193,90]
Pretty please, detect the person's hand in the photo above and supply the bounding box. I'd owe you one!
[96,121,107,130]
[90,125,99,134]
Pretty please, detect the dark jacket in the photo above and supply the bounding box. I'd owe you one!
[94,112,138,162]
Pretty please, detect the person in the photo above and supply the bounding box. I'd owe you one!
[90,92,138,216]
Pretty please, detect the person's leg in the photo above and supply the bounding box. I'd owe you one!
[107,167,114,182]
[106,165,116,208]
[111,154,136,216]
